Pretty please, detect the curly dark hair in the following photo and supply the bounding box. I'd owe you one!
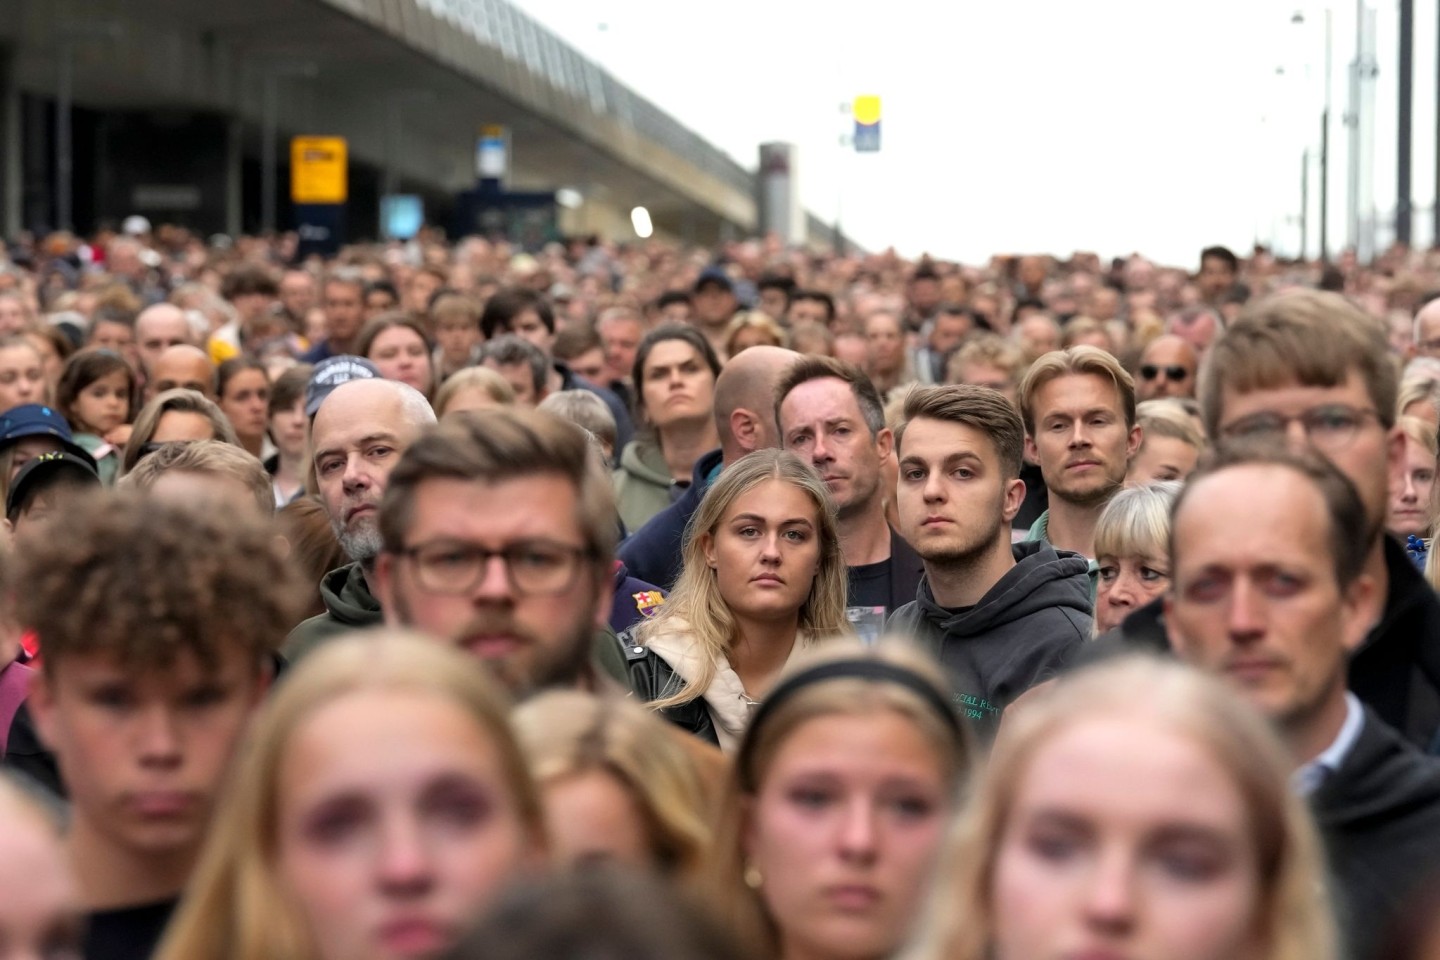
[13,491,304,673]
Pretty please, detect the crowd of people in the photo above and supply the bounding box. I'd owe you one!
[2,220,1440,960]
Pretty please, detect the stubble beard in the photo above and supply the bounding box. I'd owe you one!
[390,587,599,699]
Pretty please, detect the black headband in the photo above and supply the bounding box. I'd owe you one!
[744,658,966,776]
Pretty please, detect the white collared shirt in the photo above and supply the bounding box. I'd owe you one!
[1292,693,1365,797]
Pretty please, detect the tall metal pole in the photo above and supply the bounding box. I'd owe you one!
[1321,8,1332,261]
[261,73,278,236]
[1398,0,1414,245]
[1345,0,1362,254]
[1301,148,1310,258]
[56,41,73,232]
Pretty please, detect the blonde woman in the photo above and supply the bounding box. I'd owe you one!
[1093,481,1181,635]
[706,642,973,960]
[1388,415,1437,544]
[513,690,713,881]
[905,656,1335,960]
[1126,398,1205,485]
[624,449,851,750]
[155,632,546,960]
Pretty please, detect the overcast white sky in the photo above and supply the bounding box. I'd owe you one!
[515,0,1439,269]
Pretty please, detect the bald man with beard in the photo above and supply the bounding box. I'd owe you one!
[619,345,800,589]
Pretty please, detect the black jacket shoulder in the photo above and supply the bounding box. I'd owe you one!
[1312,708,1440,960]
[617,632,719,747]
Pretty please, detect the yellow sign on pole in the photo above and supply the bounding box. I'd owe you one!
[291,136,348,204]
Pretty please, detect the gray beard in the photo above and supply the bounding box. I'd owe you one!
[332,518,384,564]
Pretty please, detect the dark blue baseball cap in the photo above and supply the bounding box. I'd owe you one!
[6,451,101,520]
[0,404,98,468]
[306,356,381,417]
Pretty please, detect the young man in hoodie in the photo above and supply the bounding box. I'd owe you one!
[283,377,437,662]
[887,384,1091,739]
[1166,443,1440,960]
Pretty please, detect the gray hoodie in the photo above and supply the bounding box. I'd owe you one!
[613,438,678,533]
[887,541,1091,739]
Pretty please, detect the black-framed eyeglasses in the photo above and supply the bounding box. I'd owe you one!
[1219,404,1380,451]
[393,539,596,596]
[1140,364,1189,382]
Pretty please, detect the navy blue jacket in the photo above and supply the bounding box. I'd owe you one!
[618,449,723,590]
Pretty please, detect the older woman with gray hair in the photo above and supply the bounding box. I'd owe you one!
[1092,480,1181,635]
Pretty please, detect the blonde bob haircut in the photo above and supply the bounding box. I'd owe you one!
[904,656,1335,960]
[1018,345,1137,435]
[513,691,711,882]
[154,631,547,960]
[1093,480,1181,567]
[635,449,850,709]
[708,640,974,958]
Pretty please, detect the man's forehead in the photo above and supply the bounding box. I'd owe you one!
[899,416,994,458]
[783,377,857,414]
[1217,372,1367,419]
[408,474,583,530]
[47,645,252,686]
[1175,466,1329,550]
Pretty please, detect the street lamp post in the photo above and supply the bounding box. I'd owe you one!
[257,61,318,236]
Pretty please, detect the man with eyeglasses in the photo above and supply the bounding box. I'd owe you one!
[1197,289,1440,749]
[1134,334,1197,401]
[372,408,618,696]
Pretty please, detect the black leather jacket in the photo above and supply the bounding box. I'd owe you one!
[618,632,720,747]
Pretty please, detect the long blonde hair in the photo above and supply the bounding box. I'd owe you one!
[636,449,850,708]
[904,656,1335,960]
[707,641,973,959]
[513,691,712,882]
[154,630,546,960]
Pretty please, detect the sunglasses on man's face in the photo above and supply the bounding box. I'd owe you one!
[1140,364,1189,382]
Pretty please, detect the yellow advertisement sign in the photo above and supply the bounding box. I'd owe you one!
[853,95,881,125]
[291,136,348,204]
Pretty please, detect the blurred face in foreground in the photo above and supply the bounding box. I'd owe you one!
[276,687,541,960]
[744,709,953,960]
[991,715,1263,960]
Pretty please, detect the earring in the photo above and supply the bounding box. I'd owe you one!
[744,863,763,889]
